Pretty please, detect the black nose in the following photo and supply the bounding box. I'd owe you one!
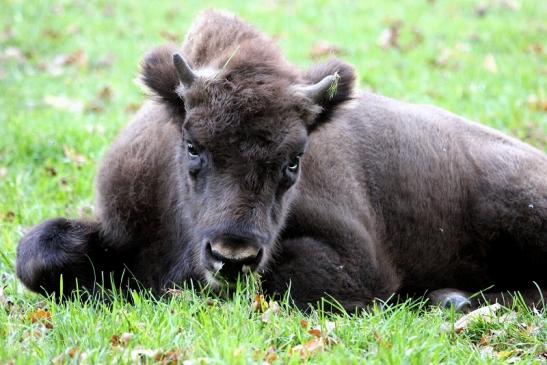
[204,235,263,280]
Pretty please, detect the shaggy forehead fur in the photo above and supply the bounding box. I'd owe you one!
[182,76,312,161]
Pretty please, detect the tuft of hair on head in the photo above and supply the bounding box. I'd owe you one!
[140,45,186,116]
[303,59,356,130]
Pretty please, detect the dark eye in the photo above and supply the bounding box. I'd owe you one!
[187,142,198,158]
[286,155,301,173]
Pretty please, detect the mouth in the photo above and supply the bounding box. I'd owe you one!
[203,259,263,290]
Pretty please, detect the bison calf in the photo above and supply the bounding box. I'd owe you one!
[17,11,546,311]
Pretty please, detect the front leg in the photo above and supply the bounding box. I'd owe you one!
[16,218,128,298]
[262,237,399,313]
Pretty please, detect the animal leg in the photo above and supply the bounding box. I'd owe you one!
[427,288,472,312]
[427,287,546,311]
[16,218,127,298]
[262,237,398,313]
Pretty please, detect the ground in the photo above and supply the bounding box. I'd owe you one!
[0,0,546,363]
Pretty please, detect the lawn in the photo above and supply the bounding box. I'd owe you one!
[0,0,546,363]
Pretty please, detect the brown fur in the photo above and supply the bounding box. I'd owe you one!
[16,11,546,311]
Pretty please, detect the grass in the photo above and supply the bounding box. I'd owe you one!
[0,0,546,363]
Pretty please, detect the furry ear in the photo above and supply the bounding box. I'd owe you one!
[302,59,356,130]
[140,45,186,115]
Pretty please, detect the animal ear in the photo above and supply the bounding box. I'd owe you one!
[140,45,195,116]
[299,59,356,131]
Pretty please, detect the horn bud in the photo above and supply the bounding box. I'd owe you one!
[172,53,197,89]
[295,74,338,103]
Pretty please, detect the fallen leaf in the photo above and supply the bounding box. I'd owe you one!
[378,21,402,50]
[497,350,516,360]
[324,320,336,335]
[499,0,520,11]
[1,211,15,223]
[1,26,14,42]
[0,47,27,64]
[44,166,57,176]
[131,348,160,363]
[155,349,182,365]
[125,103,141,113]
[263,347,277,364]
[39,49,87,76]
[483,54,498,74]
[454,303,503,333]
[432,48,453,68]
[44,95,84,113]
[475,3,489,17]
[42,28,62,40]
[527,95,547,112]
[28,308,53,329]
[92,53,115,70]
[308,328,322,338]
[309,42,343,60]
[0,285,14,312]
[63,145,87,167]
[86,86,113,113]
[526,43,544,56]
[182,357,212,365]
[289,337,326,360]
[85,124,106,135]
[111,332,134,347]
[160,30,181,42]
[251,294,268,313]
[261,301,280,323]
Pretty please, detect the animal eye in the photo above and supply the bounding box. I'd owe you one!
[187,142,199,158]
[286,155,301,173]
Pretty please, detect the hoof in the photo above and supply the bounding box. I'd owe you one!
[441,294,472,312]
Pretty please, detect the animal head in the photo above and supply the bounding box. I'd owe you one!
[139,11,355,287]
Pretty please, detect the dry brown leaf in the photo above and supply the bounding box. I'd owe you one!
[63,145,87,168]
[527,95,547,112]
[111,332,134,347]
[39,49,87,76]
[44,95,84,113]
[454,303,503,333]
[300,319,309,329]
[263,347,278,364]
[160,30,181,42]
[1,211,15,223]
[309,42,343,60]
[251,294,268,313]
[28,308,53,329]
[527,43,544,56]
[86,86,113,113]
[43,28,62,40]
[155,349,182,365]
[125,103,141,114]
[483,54,498,74]
[378,21,402,50]
[308,328,322,338]
[289,337,326,360]
[44,166,57,177]
[478,335,489,346]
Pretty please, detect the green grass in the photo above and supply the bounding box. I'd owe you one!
[0,0,546,363]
